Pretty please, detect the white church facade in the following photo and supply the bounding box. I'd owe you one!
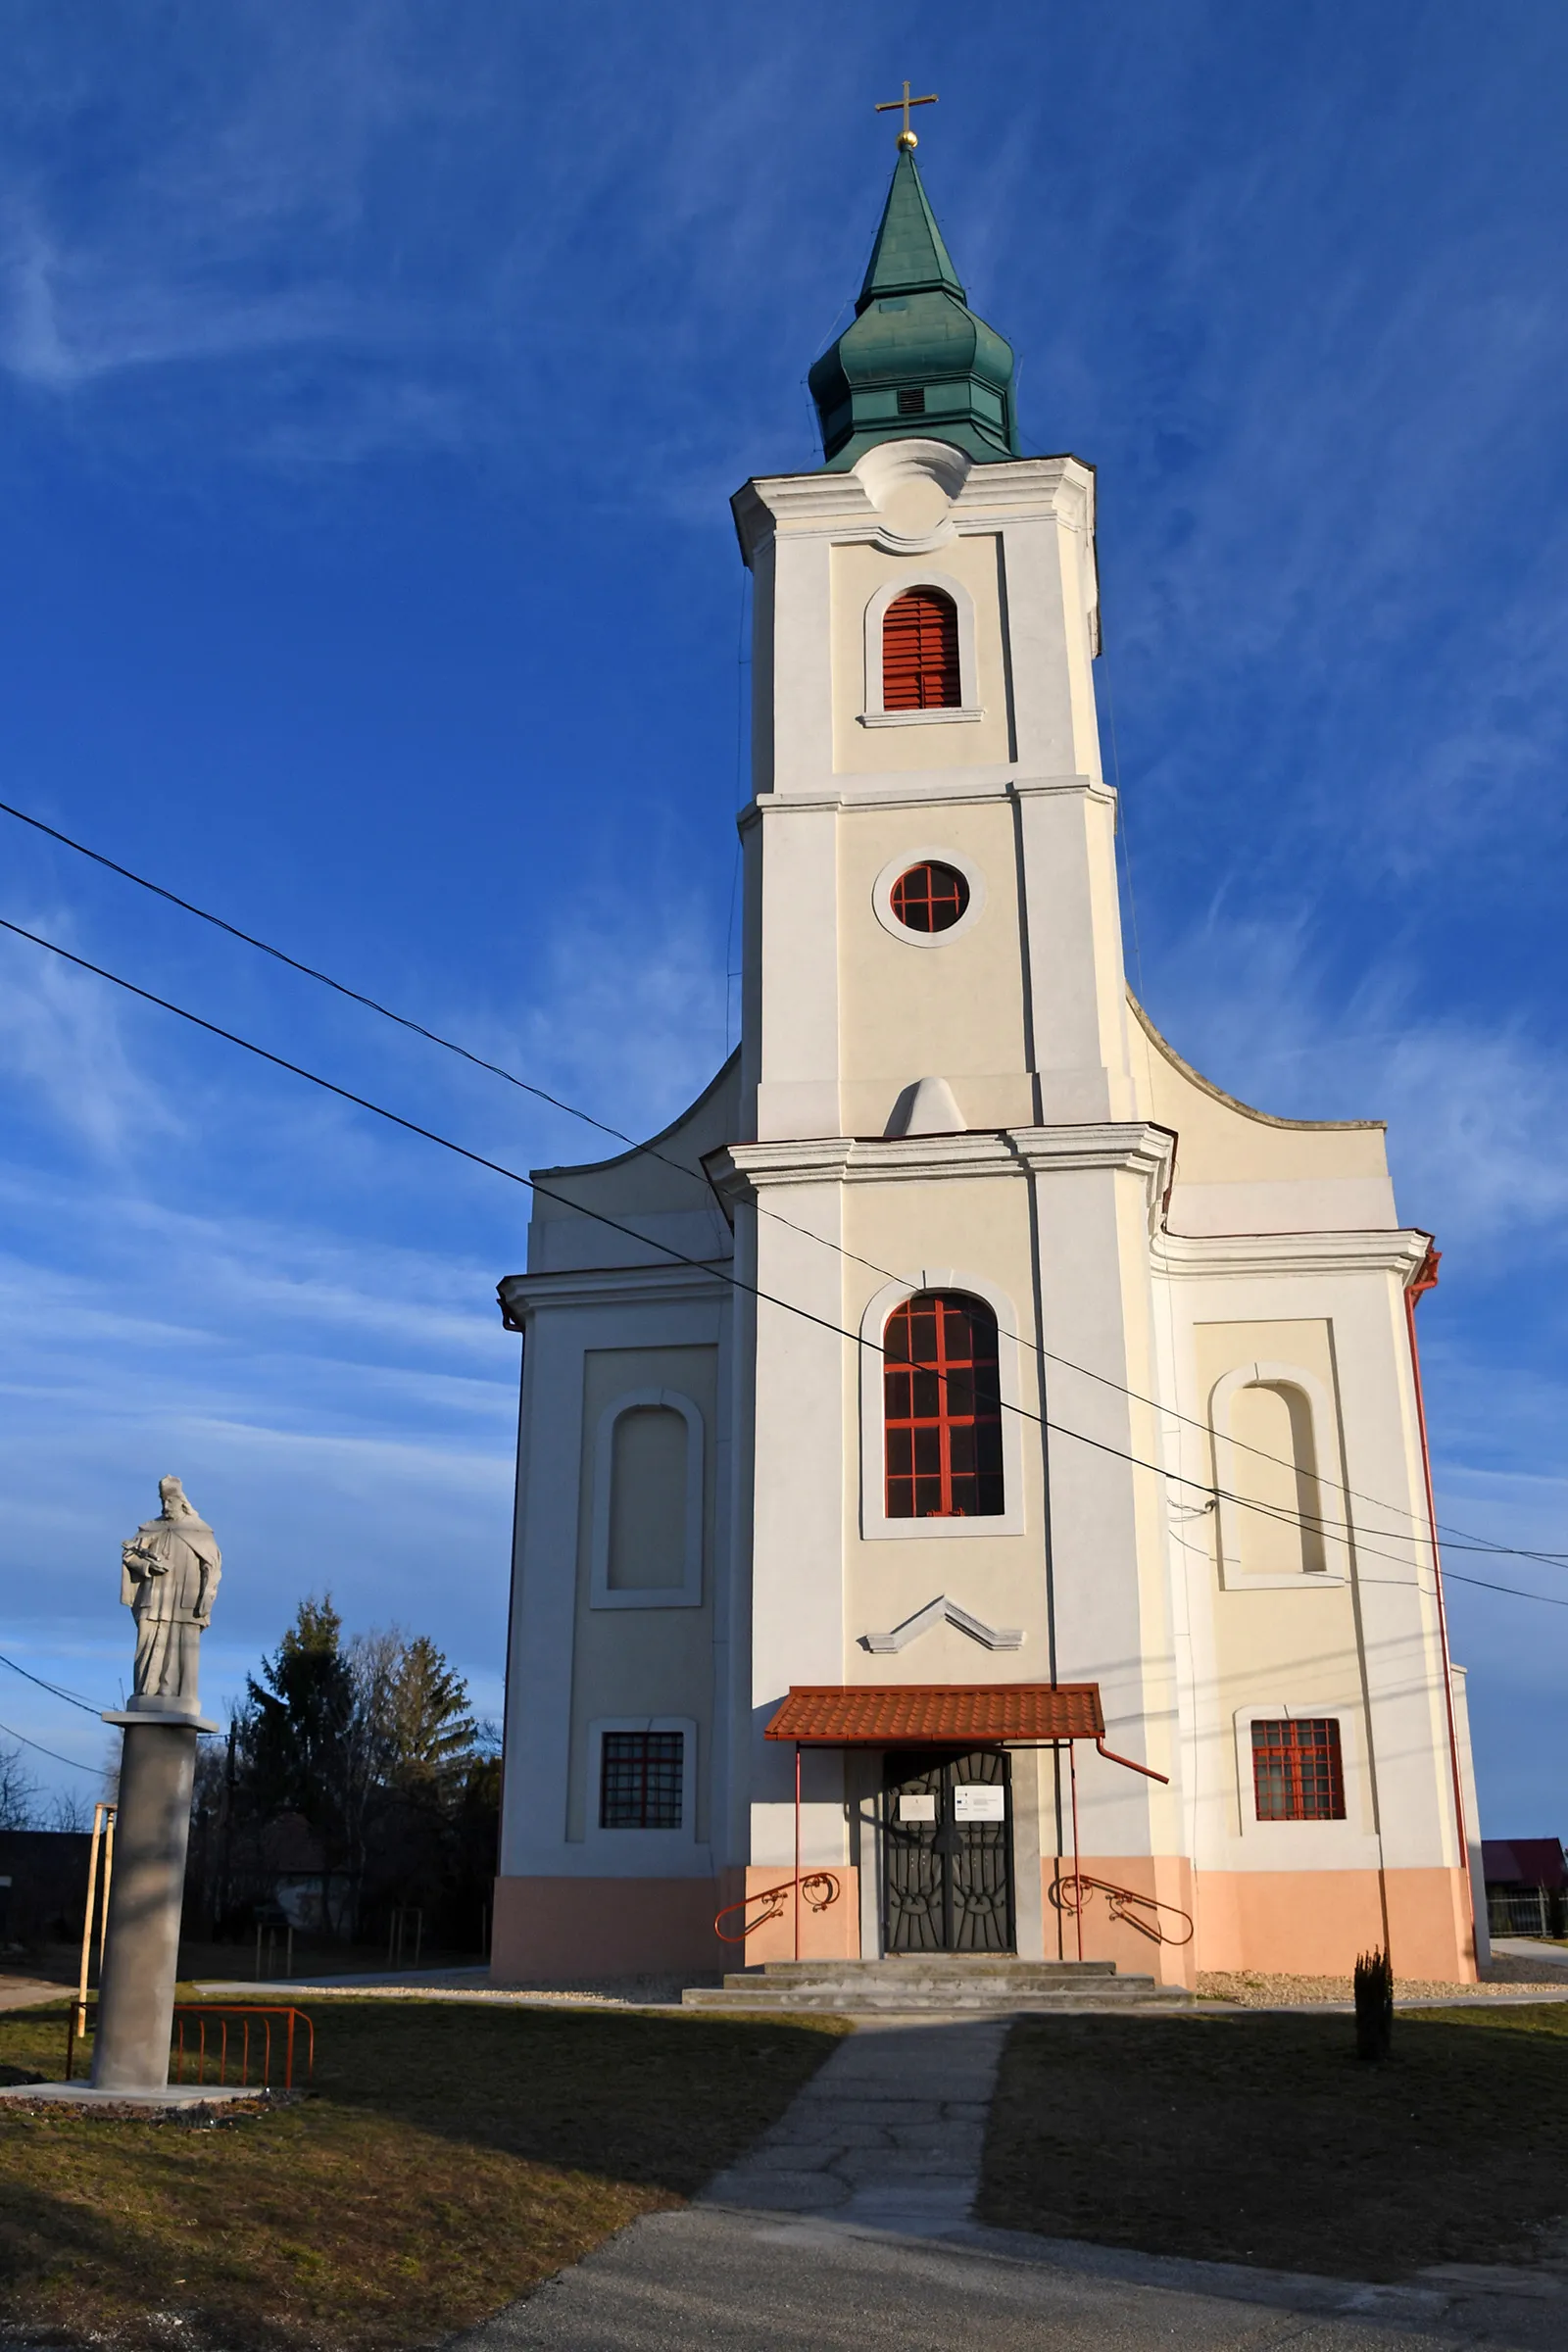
[494,146,1485,1991]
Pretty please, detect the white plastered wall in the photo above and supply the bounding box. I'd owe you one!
[1149,1239,1465,1882]
[498,1271,734,1882]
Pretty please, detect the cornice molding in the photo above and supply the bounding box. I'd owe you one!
[1009,1122,1175,1183]
[731,452,1097,564]
[709,1122,1174,1200]
[497,1262,731,1325]
[1009,772,1119,810]
[736,771,1117,830]
[1152,1228,1433,1282]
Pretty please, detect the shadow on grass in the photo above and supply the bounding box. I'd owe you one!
[289,1996,844,2189]
[0,1998,844,2350]
[980,2002,1568,2282]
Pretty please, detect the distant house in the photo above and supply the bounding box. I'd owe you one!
[258,1812,353,1938]
[1483,1838,1566,1937]
[0,1830,92,1949]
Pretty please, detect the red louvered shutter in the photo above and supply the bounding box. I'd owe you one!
[882,589,960,710]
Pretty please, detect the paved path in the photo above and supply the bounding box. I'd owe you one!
[703,2015,1003,2230]
[0,1976,72,2013]
[1492,1936,1568,1970]
[457,2202,1568,2349]
[453,2015,1568,2349]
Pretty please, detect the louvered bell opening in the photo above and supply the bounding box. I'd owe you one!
[882,589,961,711]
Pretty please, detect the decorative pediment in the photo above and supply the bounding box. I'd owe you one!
[861,1593,1023,1654]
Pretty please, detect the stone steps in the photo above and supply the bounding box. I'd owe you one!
[682,1956,1193,2016]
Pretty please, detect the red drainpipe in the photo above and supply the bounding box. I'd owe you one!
[1403,1245,1472,1924]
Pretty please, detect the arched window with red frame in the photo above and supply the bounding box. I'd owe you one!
[882,588,961,711]
[884,1291,1004,1519]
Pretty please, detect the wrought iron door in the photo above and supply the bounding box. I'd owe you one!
[882,1748,1013,1953]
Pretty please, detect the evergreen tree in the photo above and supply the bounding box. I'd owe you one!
[217,1602,498,1949]
[243,1593,356,1830]
[386,1636,478,1793]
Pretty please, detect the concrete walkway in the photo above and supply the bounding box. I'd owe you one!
[1492,1936,1568,1970]
[0,1976,71,2013]
[453,2014,1568,2349]
[703,2015,1003,2231]
[455,2204,1562,2349]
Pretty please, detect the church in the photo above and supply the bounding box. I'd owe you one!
[493,135,1486,1992]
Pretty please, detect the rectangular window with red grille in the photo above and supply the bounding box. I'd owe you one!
[884,1291,1004,1518]
[1250,1718,1346,1820]
[600,1732,684,1829]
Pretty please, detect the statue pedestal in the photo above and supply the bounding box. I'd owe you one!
[90,1701,217,2093]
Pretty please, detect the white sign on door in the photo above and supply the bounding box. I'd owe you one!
[953,1784,1006,1821]
[898,1792,937,1822]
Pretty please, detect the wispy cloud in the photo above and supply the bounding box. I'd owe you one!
[1146,909,1568,1263]
[0,916,180,1153]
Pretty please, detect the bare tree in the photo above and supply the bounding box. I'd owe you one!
[0,1739,38,1831]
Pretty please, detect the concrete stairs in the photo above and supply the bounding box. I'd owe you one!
[681,1954,1194,2017]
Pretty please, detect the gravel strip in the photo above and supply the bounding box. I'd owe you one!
[1200,1964,1567,2006]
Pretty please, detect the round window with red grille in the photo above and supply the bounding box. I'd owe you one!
[890,860,970,934]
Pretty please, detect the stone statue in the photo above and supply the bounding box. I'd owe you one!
[120,1477,220,1712]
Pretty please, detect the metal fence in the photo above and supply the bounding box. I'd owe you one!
[1488,1887,1565,1938]
[65,2002,315,2090]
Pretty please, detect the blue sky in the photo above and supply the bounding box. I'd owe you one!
[3,2,1566,1839]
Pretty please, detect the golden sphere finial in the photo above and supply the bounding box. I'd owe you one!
[898,128,918,150]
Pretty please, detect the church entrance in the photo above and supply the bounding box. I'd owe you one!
[881,1748,1014,1954]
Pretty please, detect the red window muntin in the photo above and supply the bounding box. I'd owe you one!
[1250,1718,1346,1821]
[600,1731,684,1829]
[884,1291,1004,1519]
[882,587,960,711]
[890,860,969,934]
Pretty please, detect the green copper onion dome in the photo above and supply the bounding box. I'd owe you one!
[808,149,1019,468]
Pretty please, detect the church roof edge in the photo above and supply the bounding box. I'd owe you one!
[528,1048,741,1187]
[1128,994,1384,1133]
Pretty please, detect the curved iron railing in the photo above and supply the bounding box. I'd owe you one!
[1053,1873,1195,1947]
[713,1872,842,1944]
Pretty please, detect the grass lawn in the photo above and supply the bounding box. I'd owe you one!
[0,1994,844,2349]
[979,2002,1568,2280]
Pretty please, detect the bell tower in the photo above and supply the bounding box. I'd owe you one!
[718,139,1178,1966]
[734,142,1135,1151]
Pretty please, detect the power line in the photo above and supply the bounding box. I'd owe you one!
[0,796,638,1152]
[0,1716,103,1775]
[0,911,1535,1595]
[0,1650,102,1714]
[0,909,1547,1590]
[4,796,1559,1574]
[1171,1522,1568,1615]
[1444,1568,1568,1608]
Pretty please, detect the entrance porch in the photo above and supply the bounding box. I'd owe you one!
[740,1682,1186,1978]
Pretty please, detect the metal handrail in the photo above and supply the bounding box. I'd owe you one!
[172,2004,315,2088]
[1053,1872,1195,1947]
[65,2000,316,2089]
[713,1872,842,1944]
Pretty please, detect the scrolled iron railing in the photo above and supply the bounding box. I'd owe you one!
[713,1872,842,1944]
[1053,1872,1194,1947]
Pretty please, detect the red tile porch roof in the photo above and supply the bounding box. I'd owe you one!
[763,1683,1105,1746]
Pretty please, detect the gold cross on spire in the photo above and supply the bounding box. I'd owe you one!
[874,79,938,151]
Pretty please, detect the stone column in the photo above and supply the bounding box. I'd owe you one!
[90,1701,215,2093]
